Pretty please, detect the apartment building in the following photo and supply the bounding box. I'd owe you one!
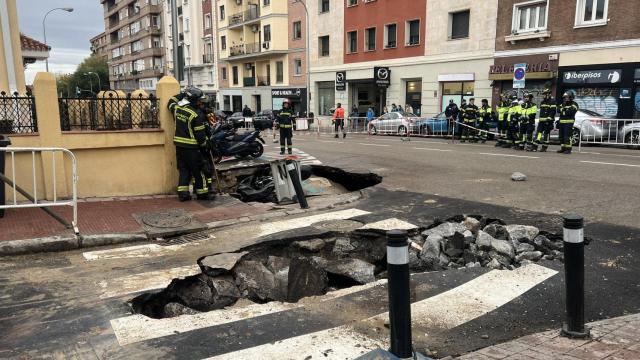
[90,32,109,61]
[101,0,164,91]
[308,0,498,118]
[493,0,640,119]
[216,0,308,115]
[162,0,217,97]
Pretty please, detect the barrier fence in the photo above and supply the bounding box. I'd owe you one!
[578,118,640,150]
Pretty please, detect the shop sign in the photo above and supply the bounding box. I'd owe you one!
[272,88,303,98]
[513,63,526,89]
[562,69,622,84]
[490,62,551,74]
[335,71,346,91]
[374,67,391,88]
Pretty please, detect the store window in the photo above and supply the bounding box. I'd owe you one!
[317,81,335,116]
[565,87,619,117]
[440,81,474,112]
[575,0,608,27]
[634,69,640,119]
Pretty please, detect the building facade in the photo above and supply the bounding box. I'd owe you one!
[0,0,27,93]
[493,0,640,119]
[90,32,109,61]
[215,0,308,115]
[102,0,164,91]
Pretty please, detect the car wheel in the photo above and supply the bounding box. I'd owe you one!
[398,125,407,136]
[625,131,640,149]
[572,127,582,146]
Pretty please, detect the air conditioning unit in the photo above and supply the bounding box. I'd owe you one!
[245,63,252,70]
[262,41,270,49]
[251,24,259,32]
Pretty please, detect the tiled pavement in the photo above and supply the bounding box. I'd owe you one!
[455,313,640,360]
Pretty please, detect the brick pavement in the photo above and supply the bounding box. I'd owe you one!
[455,313,640,360]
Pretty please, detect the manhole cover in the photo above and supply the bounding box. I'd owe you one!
[141,209,193,228]
[312,219,363,232]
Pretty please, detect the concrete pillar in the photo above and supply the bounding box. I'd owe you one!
[156,76,180,193]
[0,0,26,93]
[31,72,68,199]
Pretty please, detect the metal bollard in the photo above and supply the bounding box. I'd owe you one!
[386,230,413,358]
[285,159,309,209]
[561,214,590,339]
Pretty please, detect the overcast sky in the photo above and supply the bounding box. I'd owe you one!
[18,0,104,84]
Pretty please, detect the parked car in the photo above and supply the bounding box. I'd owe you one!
[227,112,249,128]
[547,109,613,144]
[368,111,420,135]
[253,109,277,128]
[618,121,640,148]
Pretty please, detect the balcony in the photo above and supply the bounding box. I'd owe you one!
[243,77,256,87]
[228,6,260,28]
[256,76,270,86]
[229,42,261,58]
[202,53,214,63]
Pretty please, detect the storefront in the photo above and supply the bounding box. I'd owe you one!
[271,87,308,116]
[559,63,640,119]
[438,73,475,112]
[489,54,558,107]
[405,80,422,116]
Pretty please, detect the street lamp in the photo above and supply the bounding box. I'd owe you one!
[82,73,94,94]
[42,7,74,72]
[85,72,102,92]
[292,0,311,118]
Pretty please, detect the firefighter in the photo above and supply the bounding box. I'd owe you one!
[503,97,520,148]
[534,89,557,152]
[460,98,479,143]
[477,99,492,143]
[276,99,295,155]
[557,91,579,154]
[495,94,510,147]
[521,93,538,151]
[168,86,213,202]
[196,95,214,190]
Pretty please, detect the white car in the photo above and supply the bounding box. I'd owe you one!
[368,111,420,135]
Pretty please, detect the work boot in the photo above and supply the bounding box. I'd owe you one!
[197,193,216,201]
[280,151,285,155]
[494,141,502,147]
[343,133,346,139]
[563,148,572,154]
[334,134,339,138]
[501,143,512,148]
[540,145,548,152]
[288,149,293,155]
[557,148,566,153]
[179,195,191,202]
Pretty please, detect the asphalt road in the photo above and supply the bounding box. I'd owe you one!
[289,132,640,228]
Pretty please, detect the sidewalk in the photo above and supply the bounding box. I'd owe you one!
[455,313,640,360]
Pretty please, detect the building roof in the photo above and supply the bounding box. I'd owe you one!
[20,33,50,52]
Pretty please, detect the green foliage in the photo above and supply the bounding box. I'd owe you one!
[55,55,109,96]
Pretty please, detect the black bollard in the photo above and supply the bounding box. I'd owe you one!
[561,214,590,339]
[386,230,413,358]
[286,159,309,209]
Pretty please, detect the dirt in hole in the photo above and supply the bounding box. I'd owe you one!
[131,215,569,319]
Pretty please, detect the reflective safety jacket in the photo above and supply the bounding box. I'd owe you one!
[479,105,492,122]
[461,103,479,122]
[508,105,521,123]
[539,97,557,122]
[168,94,207,148]
[497,101,509,122]
[519,101,538,124]
[276,109,295,129]
[559,101,579,123]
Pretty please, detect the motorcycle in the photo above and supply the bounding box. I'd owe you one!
[208,120,266,163]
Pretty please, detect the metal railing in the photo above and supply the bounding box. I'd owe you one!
[0,91,38,134]
[578,118,640,150]
[0,147,78,232]
[59,93,159,131]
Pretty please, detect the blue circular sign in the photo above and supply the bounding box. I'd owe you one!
[514,68,526,80]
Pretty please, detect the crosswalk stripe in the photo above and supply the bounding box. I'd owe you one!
[359,218,418,231]
[98,265,200,299]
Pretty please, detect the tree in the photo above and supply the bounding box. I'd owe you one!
[55,73,74,97]
[55,55,109,96]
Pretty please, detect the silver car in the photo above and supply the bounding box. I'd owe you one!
[544,109,612,144]
[368,111,420,135]
[618,122,640,147]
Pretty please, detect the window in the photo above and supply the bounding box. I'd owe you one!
[132,40,143,52]
[276,61,284,83]
[204,14,211,29]
[365,27,376,51]
[185,18,190,32]
[450,10,470,39]
[294,59,302,76]
[347,0,357,6]
[576,0,608,26]
[221,35,227,50]
[347,31,357,53]
[209,70,214,84]
[384,23,397,48]
[263,0,270,5]
[152,36,162,48]
[219,5,225,20]
[320,0,329,13]
[133,59,145,71]
[264,25,271,42]
[232,66,238,85]
[151,15,160,28]
[317,81,335,116]
[319,35,330,56]
[293,21,302,40]
[512,1,547,33]
[130,21,141,34]
[222,67,227,80]
[406,19,420,46]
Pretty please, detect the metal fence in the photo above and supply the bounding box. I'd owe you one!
[0,91,38,134]
[59,93,159,131]
[313,116,459,138]
[579,119,640,150]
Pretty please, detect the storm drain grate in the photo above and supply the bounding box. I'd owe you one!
[161,231,215,246]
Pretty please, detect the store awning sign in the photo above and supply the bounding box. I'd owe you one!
[563,69,622,84]
[335,71,346,91]
[374,66,391,88]
[513,63,526,89]
[272,88,303,98]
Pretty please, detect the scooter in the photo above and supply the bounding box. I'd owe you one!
[209,121,265,163]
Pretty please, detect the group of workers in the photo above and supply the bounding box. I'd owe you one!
[445,90,579,154]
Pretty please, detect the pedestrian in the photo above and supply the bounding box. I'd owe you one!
[397,104,404,113]
[478,99,492,143]
[460,98,479,143]
[276,100,295,155]
[242,104,252,117]
[557,92,579,154]
[382,106,388,115]
[168,86,214,202]
[366,107,375,122]
[521,93,538,151]
[503,97,520,148]
[350,104,359,117]
[534,89,556,152]
[391,103,398,112]
[495,94,510,147]
[405,104,413,114]
[333,103,346,139]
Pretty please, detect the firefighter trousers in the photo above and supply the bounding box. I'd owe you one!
[176,147,208,199]
[535,121,553,146]
[280,128,293,153]
[558,122,575,149]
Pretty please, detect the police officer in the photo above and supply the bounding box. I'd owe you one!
[534,89,557,152]
[503,97,520,148]
[461,98,479,143]
[557,92,579,154]
[495,94,510,147]
[168,86,213,202]
[477,99,492,143]
[521,93,538,151]
[276,99,295,155]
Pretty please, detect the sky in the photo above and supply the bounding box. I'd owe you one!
[17,0,104,84]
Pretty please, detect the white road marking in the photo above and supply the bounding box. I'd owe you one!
[413,147,453,152]
[83,242,203,261]
[256,209,370,237]
[111,302,301,346]
[98,265,200,299]
[579,151,640,159]
[478,152,540,159]
[580,151,601,155]
[318,140,344,144]
[580,160,640,168]
[357,143,390,147]
[203,325,385,360]
[370,263,557,329]
[359,218,418,231]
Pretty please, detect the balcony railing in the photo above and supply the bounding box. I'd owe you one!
[256,76,270,86]
[229,43,261,57]
[202,53,214,63]
[228,6,260,27]
[243,77,256,87]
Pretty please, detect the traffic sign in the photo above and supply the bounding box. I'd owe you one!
[513,63,526,89]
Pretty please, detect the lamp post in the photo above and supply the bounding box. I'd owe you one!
[83,73,94,94]
[85,72,102,92]
[42,7,74,72]
[292,0,311,118]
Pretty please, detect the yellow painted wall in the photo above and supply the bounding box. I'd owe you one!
[267,18,289,51]
[0,0,26,93]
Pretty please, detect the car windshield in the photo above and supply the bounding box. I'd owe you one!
[232,112,243,117]
[580,109,604,117]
